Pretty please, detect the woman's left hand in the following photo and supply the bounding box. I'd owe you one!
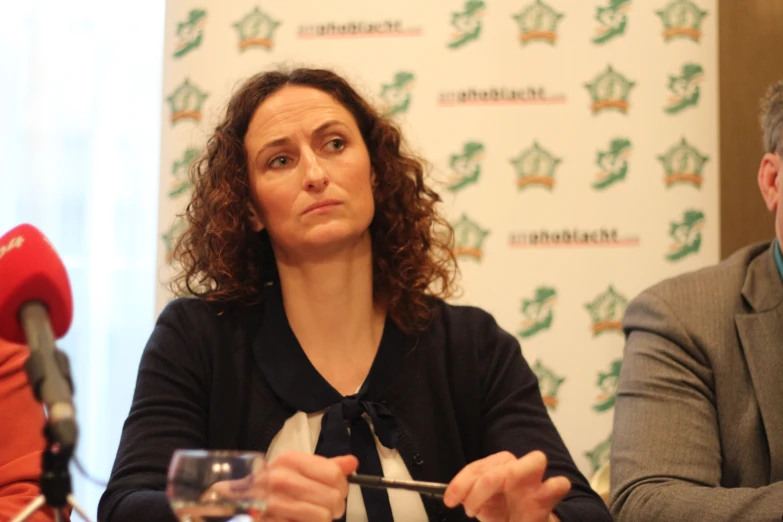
[443,450,571,522]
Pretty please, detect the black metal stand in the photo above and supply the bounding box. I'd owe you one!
[9,438,92,521]
[11,345,94,522]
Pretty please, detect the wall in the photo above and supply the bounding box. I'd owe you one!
[157,0,720,477]
[718,0,782,258]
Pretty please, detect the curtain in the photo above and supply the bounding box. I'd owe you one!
[0,1,164,517]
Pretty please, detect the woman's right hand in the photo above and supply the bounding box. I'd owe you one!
[262,451,358,521]
[196,451,357,521]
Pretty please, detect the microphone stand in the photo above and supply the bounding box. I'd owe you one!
[10,425,93,522]
[11,303,94,522]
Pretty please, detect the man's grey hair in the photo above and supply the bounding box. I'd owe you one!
[761,79,783,154]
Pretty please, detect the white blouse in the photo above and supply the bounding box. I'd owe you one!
[266,410,429,521]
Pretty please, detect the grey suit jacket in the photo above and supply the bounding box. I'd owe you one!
[611,241,783,522]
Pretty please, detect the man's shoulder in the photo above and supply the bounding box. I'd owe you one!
[638,241,770,311]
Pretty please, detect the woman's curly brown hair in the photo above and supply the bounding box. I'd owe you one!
[171,67,459,332]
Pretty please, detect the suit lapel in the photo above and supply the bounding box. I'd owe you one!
[737,243,783,482]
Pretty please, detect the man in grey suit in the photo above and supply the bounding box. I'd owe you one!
[611,79,783,521]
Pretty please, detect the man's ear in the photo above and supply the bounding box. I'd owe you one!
[247,203,265,232]
[758,152,782,212]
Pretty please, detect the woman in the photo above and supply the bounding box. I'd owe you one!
[98,68,611,522]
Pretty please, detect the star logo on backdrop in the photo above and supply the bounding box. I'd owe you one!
[658,137,709,188]
[584,286,628,336]
[511,142,562,190]
[451,214,490,261]
[656,0,708,42]
[512,0,565,45]
[166,78,208,125]
[584,65,636,114]
[234,6,281,51]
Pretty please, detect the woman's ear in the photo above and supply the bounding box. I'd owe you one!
[247,203,265,232]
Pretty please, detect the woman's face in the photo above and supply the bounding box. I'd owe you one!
[244,86,375,260]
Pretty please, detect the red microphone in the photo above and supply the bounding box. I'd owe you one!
[0,224,73,342]
[0,224,77,449]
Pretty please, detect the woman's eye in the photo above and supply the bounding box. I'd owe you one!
[269,156,290,168]
[326,138,345,151]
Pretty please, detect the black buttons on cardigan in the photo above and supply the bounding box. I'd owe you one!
[413,453,424,466]
[437,513,449,522]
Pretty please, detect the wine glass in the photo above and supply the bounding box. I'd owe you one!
[166,449,268,522]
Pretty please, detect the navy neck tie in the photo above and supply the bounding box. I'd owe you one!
[314,395,397,521]
[253,283,405,522]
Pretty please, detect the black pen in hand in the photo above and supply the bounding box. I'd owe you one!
[347,474,448,499]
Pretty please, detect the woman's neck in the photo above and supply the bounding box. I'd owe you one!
[274,236,386,394]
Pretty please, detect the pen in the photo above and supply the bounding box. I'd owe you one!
[348,474,448,499]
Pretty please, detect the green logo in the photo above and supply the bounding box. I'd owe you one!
[532,359,565,411]
[512,0,565,45]
[585,434,611,473]
[451,214,490,261]
[584,65,636,114]
[446,142,485,192]
[592,0,630,44]
[380,71,416,116]
[169,148,199,199]
[447,0,485,49]
[656,0,708,42]
[664,63,704,114]
[518,286,557,339]
[234,6,281,51]
[594,137,631,190]
[510,142,562,191]
[666,209,705,262]
[162,216,188,261]
[593,359,622,413]
[584,286,628,336]
[174,9,207,58]
[166,78,208,125]
[658,137,709,188]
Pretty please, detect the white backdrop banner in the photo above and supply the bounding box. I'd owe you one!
[157,0,719,477]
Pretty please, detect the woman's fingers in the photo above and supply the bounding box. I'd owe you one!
[459,463,508,518]
[266,466,347,519]
[445,450,572,522]
[444,451,517,508]
[461,451,550,518]
[265,452,359,520]
[270,452,350,493]
[330,455,359,476]
[504,450,548,493]
[263,492,334,522]
[534,476,571,510]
